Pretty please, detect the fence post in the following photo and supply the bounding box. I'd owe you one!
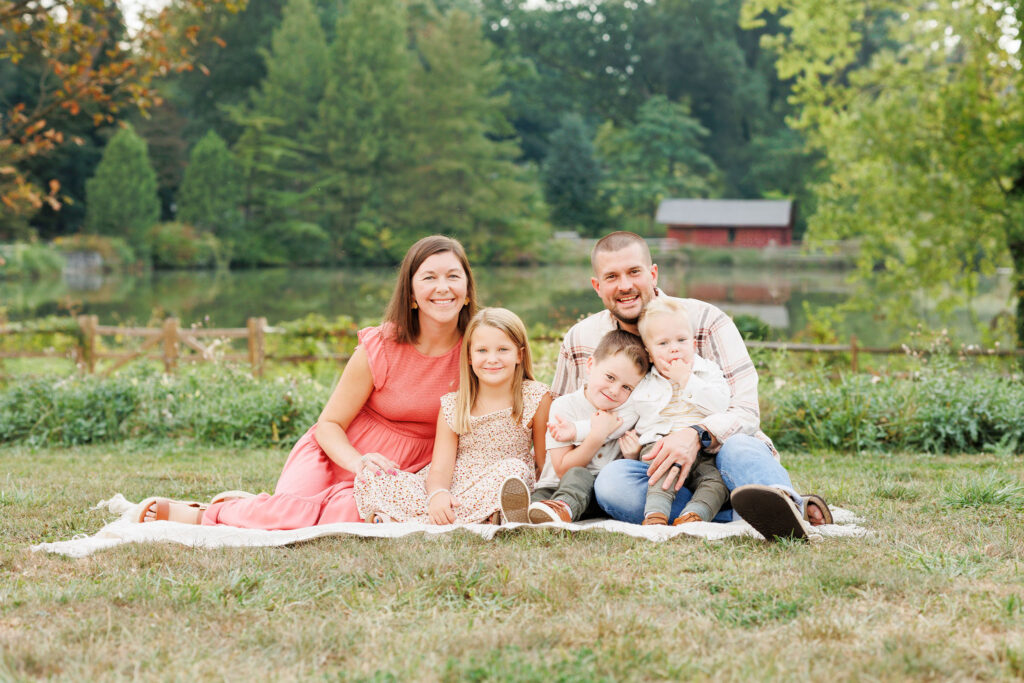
[248,317,266,377]
[850,334,859,373]
[77,314,98,374]
[163,317,179,373]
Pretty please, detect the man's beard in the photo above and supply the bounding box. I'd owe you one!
[612,310,641,327]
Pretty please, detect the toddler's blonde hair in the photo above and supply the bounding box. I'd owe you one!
[637,297,693,344]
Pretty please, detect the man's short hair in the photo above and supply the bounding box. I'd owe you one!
[591,231,652,272]
[591,329,650,376]
[637,297,692,342]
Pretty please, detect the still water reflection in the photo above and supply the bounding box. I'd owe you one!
[2,263,1012,344]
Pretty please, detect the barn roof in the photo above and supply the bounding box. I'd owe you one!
[656,199,793,227]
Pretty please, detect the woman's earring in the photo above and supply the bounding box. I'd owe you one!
[463,298,471,307]
[412,302,418,309]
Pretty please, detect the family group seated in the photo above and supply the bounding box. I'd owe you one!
[137,232,832,541]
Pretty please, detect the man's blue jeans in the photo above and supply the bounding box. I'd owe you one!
[593,434,801,523]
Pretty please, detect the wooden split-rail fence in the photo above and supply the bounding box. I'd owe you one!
[1,316,1022,377]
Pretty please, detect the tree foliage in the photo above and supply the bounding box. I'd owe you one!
[596,95,718,228]
[743,0,1024,346]
[0,0,244,236]
[229,0,330,264]
[541,114,608,235]
[84,125,160,253]
[176,130,244,240]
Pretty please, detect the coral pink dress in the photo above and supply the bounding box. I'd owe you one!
[353,379,548,524]
[202,324,460,529]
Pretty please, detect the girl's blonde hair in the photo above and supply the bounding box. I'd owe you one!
[452,308,534,435]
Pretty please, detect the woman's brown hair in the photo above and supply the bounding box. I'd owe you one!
[383,235,478,344]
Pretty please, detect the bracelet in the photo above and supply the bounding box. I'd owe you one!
[426,488,450,503]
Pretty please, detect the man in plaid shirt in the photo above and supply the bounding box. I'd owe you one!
[553,232,831,538]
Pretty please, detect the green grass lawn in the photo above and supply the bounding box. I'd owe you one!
[2,444,1023,681]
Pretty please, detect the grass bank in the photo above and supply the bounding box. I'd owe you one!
[3,444,1024,680]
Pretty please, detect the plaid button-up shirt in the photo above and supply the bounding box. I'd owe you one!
[551,294,778,459]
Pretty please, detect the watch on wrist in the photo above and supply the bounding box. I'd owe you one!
[690,425,713,450]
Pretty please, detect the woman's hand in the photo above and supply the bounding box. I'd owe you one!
[356,452,399,480]
[428,491,460,525]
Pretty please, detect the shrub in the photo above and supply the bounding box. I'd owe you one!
[0,365,328,448]
[0,242,64,279]
[149,222,222,269]
[52,233,136,269]
[762,364,1024,454]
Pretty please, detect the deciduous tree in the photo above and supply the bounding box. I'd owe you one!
[743,0,1024,347]
[0,0,243,236]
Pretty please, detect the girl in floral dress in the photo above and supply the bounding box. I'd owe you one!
[354,308,550,524]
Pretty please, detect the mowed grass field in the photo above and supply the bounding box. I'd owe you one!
[2,443,1023,681]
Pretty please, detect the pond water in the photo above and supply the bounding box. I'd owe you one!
[1,262,1013,344]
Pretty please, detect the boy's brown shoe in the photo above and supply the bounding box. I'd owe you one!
[672,512,703,525]
[528,499,572,523]
[642,512,668,526]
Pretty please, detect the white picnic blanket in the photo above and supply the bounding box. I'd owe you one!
[30,494,869,558]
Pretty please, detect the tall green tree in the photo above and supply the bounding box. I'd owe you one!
[84,126,160,254]
[596,95,718,229]
[177,131,244,238]
[315,0,413,261]
[396,8,548,262]
[231,0,331,263]
[743,0,1024,347]
[541,113,608,235]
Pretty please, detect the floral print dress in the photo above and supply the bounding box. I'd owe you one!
[354,379,549,524]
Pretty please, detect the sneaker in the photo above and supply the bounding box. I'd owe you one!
[499,476,530,524]
[528,499,572,523]
[730,484,810,541]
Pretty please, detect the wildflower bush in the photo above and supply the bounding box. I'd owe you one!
[0,365,328,447]
[762,362,1024,454]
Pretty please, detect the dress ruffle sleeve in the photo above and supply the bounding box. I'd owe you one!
[519,379,550,428]
[440,391,458,431]
[357,325,390,391]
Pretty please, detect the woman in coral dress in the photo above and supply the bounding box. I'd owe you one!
[137,235,477,528]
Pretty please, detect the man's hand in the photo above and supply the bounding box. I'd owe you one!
[642,428,701,491]
[547,414,577,443]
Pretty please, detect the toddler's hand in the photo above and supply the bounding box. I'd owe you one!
[663,356,694,386]
[591,410,623,439]
[428,491,460,525]
[618,429,640,459]
[547,414,577,443]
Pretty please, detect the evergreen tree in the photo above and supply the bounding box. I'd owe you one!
[177,131,244,239]
[315,0,413,261]
[230,0,331,263]
[541,114,608,235]
[84,125,160,255]
[395,8,548,262]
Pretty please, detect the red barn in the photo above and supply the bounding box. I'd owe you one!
[656,199,794,247]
